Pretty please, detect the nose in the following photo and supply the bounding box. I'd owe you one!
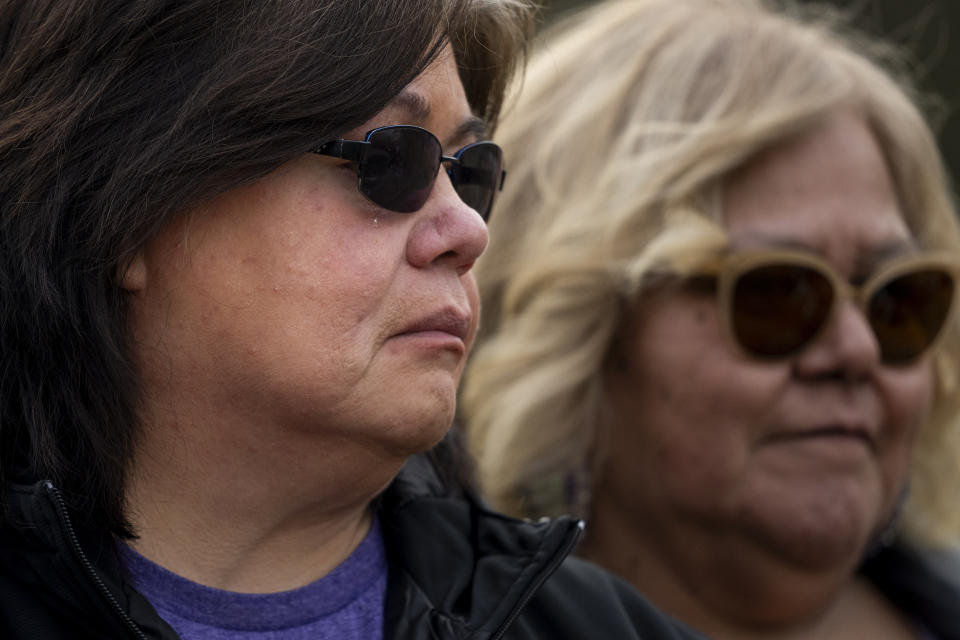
[405,170,489,274]
[794,298,882,380]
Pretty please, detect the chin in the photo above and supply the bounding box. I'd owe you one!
[738,487,879,571]
[376,386,458,458]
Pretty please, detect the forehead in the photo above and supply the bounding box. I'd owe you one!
[344,44,483,146]
[722,111,913,271]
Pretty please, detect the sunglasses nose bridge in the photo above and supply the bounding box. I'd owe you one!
[440,155,458,179]
[819,275,883,348]
[818,268,884,331]
[834,277,863,308]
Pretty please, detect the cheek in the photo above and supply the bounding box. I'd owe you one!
[876,363,934,469]
[626,294,782,432]
[245,215,406,331]
[603,295,788,499]
[463,274,481,351]
[174,214,407,383]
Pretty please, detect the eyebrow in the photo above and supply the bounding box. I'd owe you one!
[729,235,820,253]
[387,89,489,145]
[449,117,489,146]
[389,90,432,123]
[856,240,919,269]
[729,232,918,275]
[730,233,915,255]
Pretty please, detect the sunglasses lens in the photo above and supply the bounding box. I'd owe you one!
[868,268,955,364]
[361,127,441,213]
[452,142,503,221]
[731,263,833,358]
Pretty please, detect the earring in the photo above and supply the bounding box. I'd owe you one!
[520,461,592,521]
[865,482,909,557]
[564,463,592,521]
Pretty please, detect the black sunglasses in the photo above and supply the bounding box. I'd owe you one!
[312,124,505,221]
[693,249,960,365]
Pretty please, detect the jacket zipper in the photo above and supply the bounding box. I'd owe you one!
[44,481,149,640]
[490,519,585,640]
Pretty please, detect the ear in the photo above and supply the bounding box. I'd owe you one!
[120,250,147,293]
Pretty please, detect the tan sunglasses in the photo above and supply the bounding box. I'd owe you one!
[692,248,960,365]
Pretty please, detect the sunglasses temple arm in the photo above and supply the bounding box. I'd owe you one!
[312,139,368,162]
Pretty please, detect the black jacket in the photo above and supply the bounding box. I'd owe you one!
[0,454,705,639]
[861,541,960,640]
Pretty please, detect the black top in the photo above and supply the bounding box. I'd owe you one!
[0,453,705,639]
[861,540,960,639]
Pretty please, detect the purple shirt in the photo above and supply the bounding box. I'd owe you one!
[120,521,386,640]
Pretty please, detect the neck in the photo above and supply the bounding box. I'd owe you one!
[580,495,916,640]
[127,400,401,593]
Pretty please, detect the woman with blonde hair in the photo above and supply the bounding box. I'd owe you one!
[463,0,960,637]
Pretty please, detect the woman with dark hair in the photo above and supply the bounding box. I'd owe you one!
[0,1,703,638]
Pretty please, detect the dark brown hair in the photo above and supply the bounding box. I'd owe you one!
[0,0,533,536]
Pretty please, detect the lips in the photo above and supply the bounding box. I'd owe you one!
[396,308,471,341]
[763,424,878,453]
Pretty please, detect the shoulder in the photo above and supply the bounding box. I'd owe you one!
[380,453,705,640]
[861,541,960,640]
[508,556,707,640]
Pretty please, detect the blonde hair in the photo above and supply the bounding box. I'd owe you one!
[461,0,960,547]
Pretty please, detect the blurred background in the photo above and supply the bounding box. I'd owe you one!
[538,0,960,196]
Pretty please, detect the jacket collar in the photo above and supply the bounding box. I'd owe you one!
[379,454,583,640]
[860,541,960,640]
[1,480,175,639]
